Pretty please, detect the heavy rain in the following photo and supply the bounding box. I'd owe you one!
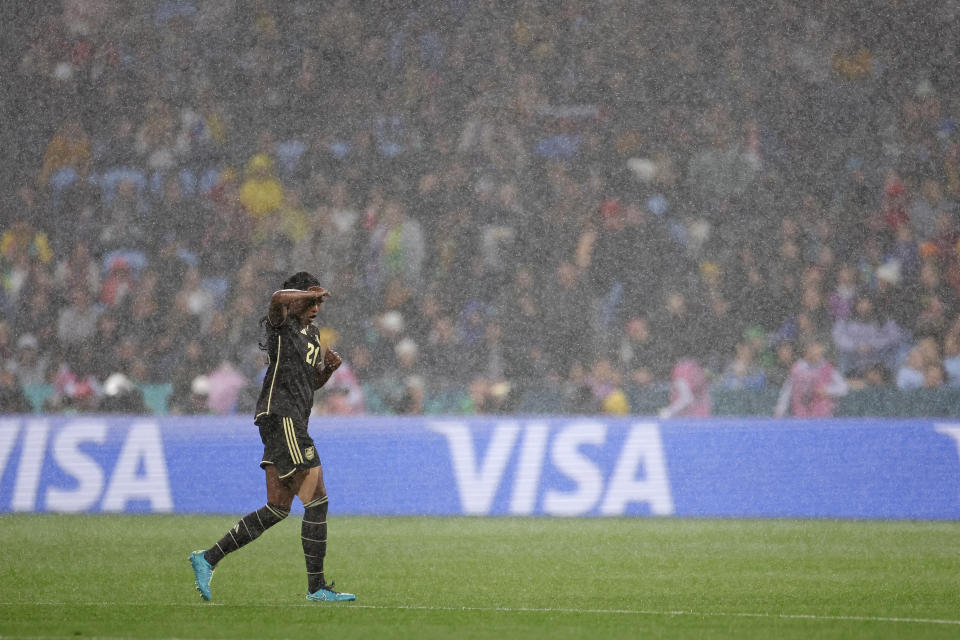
[3,2,960,638]
[2,1,959,418]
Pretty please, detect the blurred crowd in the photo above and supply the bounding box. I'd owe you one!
[2,0,960,417]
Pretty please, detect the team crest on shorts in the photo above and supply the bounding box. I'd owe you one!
[304,446,316,461]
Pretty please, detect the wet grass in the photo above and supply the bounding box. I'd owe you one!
[1,515,959,639]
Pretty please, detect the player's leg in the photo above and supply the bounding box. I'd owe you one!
[190,410,303,601]
[299,466,330,593]
[190,466,296,600]
[301,465,355,602]
[205,466,295,564]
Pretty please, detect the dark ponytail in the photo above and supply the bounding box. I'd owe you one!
[258,315,271,351]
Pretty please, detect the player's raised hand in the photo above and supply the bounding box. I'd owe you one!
[306,285,331,302]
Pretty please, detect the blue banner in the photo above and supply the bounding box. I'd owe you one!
[2,415,959,519]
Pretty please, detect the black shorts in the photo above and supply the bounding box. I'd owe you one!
[257,414,320,480]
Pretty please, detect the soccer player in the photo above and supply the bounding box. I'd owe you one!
[190,271,356,602]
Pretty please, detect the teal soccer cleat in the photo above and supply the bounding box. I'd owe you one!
[189,550,214,601]
[306,582,356,602]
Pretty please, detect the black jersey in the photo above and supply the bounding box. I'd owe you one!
[255,317,324,424]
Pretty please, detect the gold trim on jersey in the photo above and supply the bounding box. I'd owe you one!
[264,335,281,414]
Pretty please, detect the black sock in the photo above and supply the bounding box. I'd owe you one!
[302,496,329,593]
[205,503,290,567]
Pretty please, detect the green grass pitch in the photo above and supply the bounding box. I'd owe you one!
[0,514,958,639]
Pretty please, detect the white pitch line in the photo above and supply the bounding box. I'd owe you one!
[352,605,960,626]
[1,602,958,626]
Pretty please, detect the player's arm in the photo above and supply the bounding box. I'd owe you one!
[312,348,342,390]
[266,286,329,326]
